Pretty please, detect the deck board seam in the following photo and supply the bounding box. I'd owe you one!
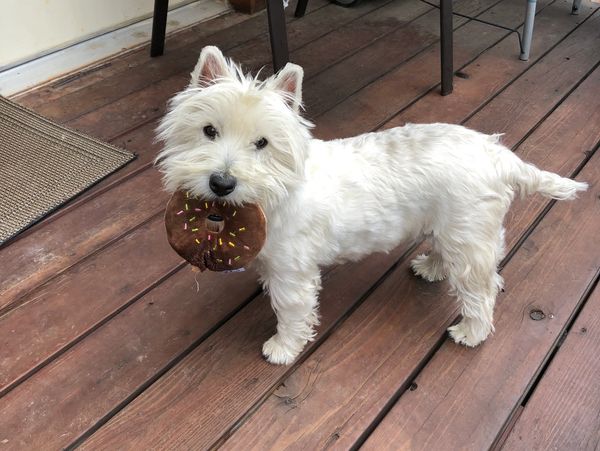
[65,286,264,450]
[0,208,165,317]
[0,260,188,399]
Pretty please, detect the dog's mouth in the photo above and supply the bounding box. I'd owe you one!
[206,214,225,233]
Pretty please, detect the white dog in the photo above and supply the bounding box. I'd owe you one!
[156,46,587,365]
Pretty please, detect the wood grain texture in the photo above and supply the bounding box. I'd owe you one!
[1,1,599,449]
[315,0,593,140]
[501,284,600,451]
[218,66,600,451]
[0,215,181,394]
[77,247,410,450]
[0,266,260,450]
[0,167,168,312]
[361,150,600,451]
[302,0,507,119]
[61,0,425,144]
[461,9,600,139]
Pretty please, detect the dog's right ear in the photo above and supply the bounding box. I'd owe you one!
[190,46,230,88]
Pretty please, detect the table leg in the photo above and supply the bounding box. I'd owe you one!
[266,0,290,72]
[520,0,537,61]
[151,0,169,57]
[440,0,453,95]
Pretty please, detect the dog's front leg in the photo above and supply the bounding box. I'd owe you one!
[261,267,321,365]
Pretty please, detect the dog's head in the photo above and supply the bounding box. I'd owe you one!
[155,46,313,210]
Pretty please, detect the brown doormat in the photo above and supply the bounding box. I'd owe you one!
[0,96,135,244]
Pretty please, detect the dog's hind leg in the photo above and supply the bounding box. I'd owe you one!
[261,267,321,365]
[411,238,447,282]
[438,223,505,347]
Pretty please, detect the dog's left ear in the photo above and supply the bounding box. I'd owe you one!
[268,63,303,113]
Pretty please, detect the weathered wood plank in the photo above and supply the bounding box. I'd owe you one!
[0,168,169,312]
[0,248,408,450]
[0,266,260,450]
[315,0,597,140]
[361,149,600,450]
[302,0,506,119]
[0,215,181,394]
[500,284,600,451]
[382,0,599,130]
[218,66,600,451]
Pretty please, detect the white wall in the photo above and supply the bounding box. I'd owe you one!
[0,0,191,69]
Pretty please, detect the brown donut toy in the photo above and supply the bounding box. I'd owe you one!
[165,190,266,271]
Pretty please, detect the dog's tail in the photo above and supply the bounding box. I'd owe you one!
[495,144,588,200]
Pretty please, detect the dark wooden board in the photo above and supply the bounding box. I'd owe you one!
[302,0,507,119]
[0,265,260,450]
[463,13,600,141]
[0,216,182,394]
[360,151,600,451]
[0,168,169,312]
[501,284,600,451]
[315,0,591,140]
[1,248,408,450]
[218,68,600,450]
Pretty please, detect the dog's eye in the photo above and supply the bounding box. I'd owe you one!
[255,137,268,149]
[203,125,218,140]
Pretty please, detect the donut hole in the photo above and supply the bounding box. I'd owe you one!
[206,214,225,233]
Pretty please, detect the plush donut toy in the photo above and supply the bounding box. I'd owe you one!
[164,190,266,271]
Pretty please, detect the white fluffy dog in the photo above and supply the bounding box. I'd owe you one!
[156,46,587,365]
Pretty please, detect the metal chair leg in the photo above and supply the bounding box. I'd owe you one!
[295,0,309,17]
[571,0,582,14]
[440,0,453,95]
[266,0,290,72]
[520,0,536,61]
[151,0,169,57]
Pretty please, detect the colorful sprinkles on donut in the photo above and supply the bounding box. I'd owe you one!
[164,190,266,272]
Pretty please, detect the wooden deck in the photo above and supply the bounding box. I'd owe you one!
[2,0,600,448]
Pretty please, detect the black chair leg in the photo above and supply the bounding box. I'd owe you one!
[151,0,169,57]
[266,0,290,72]
[295,0,309,17]
[440,0,453,95]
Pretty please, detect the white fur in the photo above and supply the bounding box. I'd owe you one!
[156,47,588,364]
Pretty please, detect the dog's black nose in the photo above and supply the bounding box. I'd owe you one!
[209,173,237,196]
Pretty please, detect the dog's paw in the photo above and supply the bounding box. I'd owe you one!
[262,334,300,365]
[448,318,491,347]
[411,253,446,282]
